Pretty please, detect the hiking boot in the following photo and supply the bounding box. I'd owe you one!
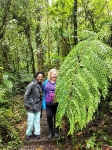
[54,127,59,138]
[35,135,40,140]
[54,132,59,138]
[25,135,31,140]
[47,131,53,139]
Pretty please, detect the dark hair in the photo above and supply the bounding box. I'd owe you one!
[35,72,44,78]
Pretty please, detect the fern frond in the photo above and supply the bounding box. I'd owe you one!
[55,39,112,135]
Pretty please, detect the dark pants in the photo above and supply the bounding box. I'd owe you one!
[46,103,58,132]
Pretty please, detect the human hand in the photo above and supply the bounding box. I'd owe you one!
[42,110,46,117]
[26,105,31,109]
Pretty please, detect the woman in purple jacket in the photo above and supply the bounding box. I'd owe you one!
[42,68,59,139]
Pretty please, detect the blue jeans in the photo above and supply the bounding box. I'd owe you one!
[26,111,41,136]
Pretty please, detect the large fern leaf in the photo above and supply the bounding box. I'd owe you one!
[55,39,112,135]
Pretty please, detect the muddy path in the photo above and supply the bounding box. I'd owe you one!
[18,112,68,150]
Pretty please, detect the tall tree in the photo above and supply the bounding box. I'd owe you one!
[0,0,11,40]
[12,13,35,76]
[35,8,44,71]
[46,0,51,69]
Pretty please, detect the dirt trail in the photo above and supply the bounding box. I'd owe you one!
[19,113,63,150]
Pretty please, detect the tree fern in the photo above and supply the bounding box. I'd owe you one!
[55,39,112,134]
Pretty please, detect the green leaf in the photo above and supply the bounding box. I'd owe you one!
[55,39,112,134]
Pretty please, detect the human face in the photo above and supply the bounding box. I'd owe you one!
[36,74,44,83]
[50,71,57,82]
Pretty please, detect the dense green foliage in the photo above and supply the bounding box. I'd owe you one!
[0,71,25,149]
[0,67,27,149]
[55,39,112,134]
[0,0,112,149]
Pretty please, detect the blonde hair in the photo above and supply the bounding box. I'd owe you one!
[47,68,58,80]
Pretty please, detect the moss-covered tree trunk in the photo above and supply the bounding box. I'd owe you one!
[35,13,44,72]
[0,0,11,40]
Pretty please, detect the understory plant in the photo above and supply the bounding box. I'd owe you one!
[0,72,23,149]
[55,39,112,135]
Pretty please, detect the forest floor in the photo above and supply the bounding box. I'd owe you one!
[16,95,73,150]
[14,95,112,150]
[17,107,74,150]
[18,113,62,150]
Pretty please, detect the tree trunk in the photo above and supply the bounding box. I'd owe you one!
[35,19,44,72]
[25,48,29,73]
[46,0,51,69]
[73,0,78,46]
[60,22,70,58]
[0,0,11,40]
[81,0,95,31]
[1,43,9,71]
[12,14,35,75]
[108,25,112,47]
[24,25,35,77]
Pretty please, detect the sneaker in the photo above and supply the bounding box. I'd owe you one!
[26,135,31,140]
[54,132,59,138]
[35,135,40,140]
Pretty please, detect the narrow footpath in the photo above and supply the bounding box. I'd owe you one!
[19,112,64,150]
